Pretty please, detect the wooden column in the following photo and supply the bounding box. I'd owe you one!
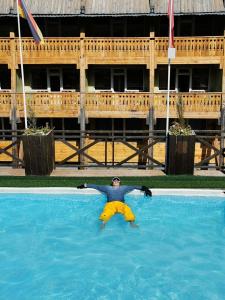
[220,30,225,168]
[222,30,225,105]
[79,29,87,168]
[9,32,18,168]
[147,107,155,169]
[149,31,155,95]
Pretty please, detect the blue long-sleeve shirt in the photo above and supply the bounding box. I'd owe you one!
[86,184,142,202]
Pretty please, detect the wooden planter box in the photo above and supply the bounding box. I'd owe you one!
[165,135,195,175]
[22,131,55,176]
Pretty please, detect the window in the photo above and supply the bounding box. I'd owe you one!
[0,68,10,89]
[45,20,61,37]
[95,69,111,90]
[111,20,127,37]
[127,19,145,37]
[178,17,194,36]
[127,69,144,90]
[158,69,176,90]
[192,68,209,91]
[31,69,47,90]
[62,69,79,90]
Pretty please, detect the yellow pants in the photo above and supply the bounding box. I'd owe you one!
[99,201,135,223]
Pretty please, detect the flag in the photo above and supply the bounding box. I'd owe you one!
[18,0,44,44]
[168,0,174,48]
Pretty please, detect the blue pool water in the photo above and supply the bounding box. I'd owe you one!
[0,193,225,300]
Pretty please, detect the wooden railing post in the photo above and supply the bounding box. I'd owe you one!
[147,107,155,169]
[9,32,19,168]
[149,31,155,94]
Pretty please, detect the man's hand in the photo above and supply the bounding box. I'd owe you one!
[141,186,152,197]
[77,184,87,189]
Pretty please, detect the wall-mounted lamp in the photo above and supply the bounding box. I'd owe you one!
[9,6,14,14]
[80,5,85,14]
[150,5,155,13]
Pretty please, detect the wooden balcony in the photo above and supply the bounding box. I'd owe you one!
[0,92,221,119]
[155,37,224,65]
[0,36,224,66]
[86,92,222,118]
[0,92,79,118]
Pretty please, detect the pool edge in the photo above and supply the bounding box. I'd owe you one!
[0,187,224,197]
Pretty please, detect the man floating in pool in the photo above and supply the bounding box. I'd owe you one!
[77,177,152,229]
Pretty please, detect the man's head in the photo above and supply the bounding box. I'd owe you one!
[111,177,121,186]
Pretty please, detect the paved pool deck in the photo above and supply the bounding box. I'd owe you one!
[0,167,224,177]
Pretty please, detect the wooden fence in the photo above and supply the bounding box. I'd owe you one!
[0,130,224,170]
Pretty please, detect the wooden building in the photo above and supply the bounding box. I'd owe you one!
[0,0,225,165]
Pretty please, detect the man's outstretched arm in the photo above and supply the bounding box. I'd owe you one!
[122,186,152,197]
[77,183,109,193]
[140,186,152,197]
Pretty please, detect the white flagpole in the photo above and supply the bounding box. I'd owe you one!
[16,0,28,129]
[166,58,171,135]
[166,0,174,135]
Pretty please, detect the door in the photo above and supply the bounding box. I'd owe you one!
[113,75,125,92]
[177,69,190,92]
[111,20,126,37]
[178,75,190,92]
[48,69,62,92]
[112,69,125,92]
[49,75,61,91]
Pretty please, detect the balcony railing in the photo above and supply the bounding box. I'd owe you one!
[0,92,221,118]
[0,39,10,60]
[0,92,79,117]
[154,92,222,117]
[15,38,80,60]
[155,37,224,57]
[84,38,150,57]
[0,36,224,64]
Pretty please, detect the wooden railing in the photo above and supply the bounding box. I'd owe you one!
[86,92,221,117]
[155,37,224,57]
[0,92,79,117]
[15,38,80,60]
[0,36,224,63]
[154,93,222,117]
[0,92,222,118]
[0,39,10,59]
[85,92,152,112]
[84,38,150,57]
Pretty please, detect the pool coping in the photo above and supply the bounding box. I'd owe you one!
[0,188,224,197]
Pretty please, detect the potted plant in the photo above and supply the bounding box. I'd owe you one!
[165,97,195,175]
[21,106,55,176]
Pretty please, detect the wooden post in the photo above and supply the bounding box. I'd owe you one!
[147,107,154,169]
[220,107,225,168]
[9,32,18,168]
[149,31,155,95]
[79,29,87,168]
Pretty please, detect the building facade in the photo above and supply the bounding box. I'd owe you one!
[0,0,225,165]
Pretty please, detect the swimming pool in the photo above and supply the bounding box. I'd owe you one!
[0,190,225,300]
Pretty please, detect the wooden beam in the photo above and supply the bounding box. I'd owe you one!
[149,31,155,94]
